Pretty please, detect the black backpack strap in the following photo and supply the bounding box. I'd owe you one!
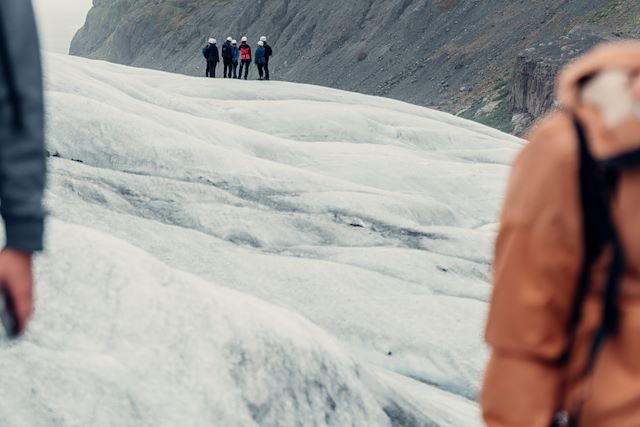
[563,117,623,425]
[563,117,640,424]
[565,118,609,352]
[603,149,640,171]
[571,118,626,375]
[567,117,625,366]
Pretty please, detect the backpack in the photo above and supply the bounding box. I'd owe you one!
[240,46,251,61]
[265,44,273,58]
[559,117,640,425]
[255,47,266,64]
[221,43,230,59]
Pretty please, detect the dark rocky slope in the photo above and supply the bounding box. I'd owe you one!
[71,0,640,134]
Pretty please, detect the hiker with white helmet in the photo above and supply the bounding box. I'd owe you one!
[255,40,267,80]
[260,36,273,80]
[238,36,252,80]
[231,39,240,79]
[201,37,219,78]
[222,36,234,78]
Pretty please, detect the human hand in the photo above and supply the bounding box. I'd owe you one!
[0,249,34,335]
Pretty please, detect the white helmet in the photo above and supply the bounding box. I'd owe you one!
[258,41,264,47]
[260,36,267,42]
[227,37,233,42]
[208,38,216,44]
[241,36,247,42]
[232,39,237,45]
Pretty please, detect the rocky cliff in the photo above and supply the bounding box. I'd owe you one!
[509,25,625,133]
[71,0,640,134]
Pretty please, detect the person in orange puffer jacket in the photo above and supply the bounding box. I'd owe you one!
[482,41,640,427]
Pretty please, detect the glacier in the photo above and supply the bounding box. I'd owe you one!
[0,52,523,426]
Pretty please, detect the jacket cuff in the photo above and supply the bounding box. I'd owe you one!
[4,217,44,252]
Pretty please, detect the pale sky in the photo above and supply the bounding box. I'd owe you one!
[32,0,93,53]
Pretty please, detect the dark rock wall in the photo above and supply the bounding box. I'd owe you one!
[512,56,558,119]
[71,0,640,134]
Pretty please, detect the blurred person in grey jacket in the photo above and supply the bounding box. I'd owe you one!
[0,0,47,335]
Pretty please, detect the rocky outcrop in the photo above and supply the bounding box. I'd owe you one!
[509,25,626,133]
[70,0,640,134]
[511,55,559,132]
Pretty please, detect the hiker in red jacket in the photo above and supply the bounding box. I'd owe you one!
[238,36,252,80]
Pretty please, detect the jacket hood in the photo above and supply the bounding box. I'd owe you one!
[556,41,640,158]
[557,41,640,110]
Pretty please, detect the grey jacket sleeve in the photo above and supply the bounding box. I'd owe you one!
[0,0,46,252]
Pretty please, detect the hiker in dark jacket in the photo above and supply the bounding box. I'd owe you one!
[260,36,273,80]
[231,40,240,79]
[202,38,219,78]
[221,37,233,78]
[238,37,252,80]
[0,0,47,335]
[255,41,267,80]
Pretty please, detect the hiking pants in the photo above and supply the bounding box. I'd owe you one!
[206,60,217,78]
[257,63,265,79]
[232,61,238,79]
[239,60,251,80]
[264,58,270,80]
[223,60,233,78]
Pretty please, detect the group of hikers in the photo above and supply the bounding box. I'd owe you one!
[202,36,273,80]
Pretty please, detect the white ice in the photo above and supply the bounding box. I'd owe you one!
[1,53,523,426]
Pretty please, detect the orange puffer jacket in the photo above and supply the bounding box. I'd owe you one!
[482,41,640,427]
